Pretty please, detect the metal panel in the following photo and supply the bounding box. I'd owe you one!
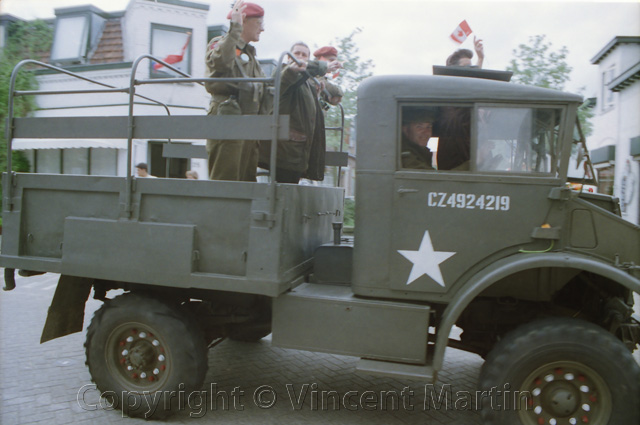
[62,218,195,285]
[162,143,207,159]
[13,115,291,141]
[272,283,430,363]
[324,151,349,167]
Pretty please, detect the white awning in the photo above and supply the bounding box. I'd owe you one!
[11,139,128,150]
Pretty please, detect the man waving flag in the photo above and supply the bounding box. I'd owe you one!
[450,20,472,44]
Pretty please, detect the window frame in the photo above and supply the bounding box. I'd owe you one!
[149,23,193,78]
[395,101,568,181]
[50,14,90,64]
[601,66,616,112]
[472,103,565,177]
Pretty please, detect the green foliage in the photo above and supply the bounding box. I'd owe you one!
[343,196,355,228]
[577,98,594,137]
[324,28,375,152]
[0,19,52,176]
[507,35,571,91]
[507,34,592,136]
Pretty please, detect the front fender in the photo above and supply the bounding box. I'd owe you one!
[433,252,640,372]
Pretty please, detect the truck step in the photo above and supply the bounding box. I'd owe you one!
[356,359,434,381]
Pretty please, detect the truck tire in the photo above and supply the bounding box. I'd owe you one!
[85,293,208,419]
[478,317,640,425]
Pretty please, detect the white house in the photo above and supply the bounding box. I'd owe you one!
[7,0,213,179]
[588,36,640,224]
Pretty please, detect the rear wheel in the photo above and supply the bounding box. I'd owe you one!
[85,293,208,419]
[479,317,640,425]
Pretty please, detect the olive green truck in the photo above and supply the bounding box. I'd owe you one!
[2,57,639,424]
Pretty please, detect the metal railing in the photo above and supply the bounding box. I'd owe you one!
[5,52,345,218]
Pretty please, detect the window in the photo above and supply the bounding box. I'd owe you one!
[399,105,562,175]
[150,24,192,78]
[63,148,89,175]
[601,66,615,112]
[50,15,89,63]
[90,149,117,176]
[149,142,189,178]
[35,149,61,173]
[476,107,561,174]
[399,105,472,171]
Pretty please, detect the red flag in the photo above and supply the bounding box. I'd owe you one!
[450,20,472,44]
[154,33,191,71]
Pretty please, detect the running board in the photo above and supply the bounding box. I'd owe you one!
[356,359,434,381]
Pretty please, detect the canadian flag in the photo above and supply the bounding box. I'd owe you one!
[450,20,472,44]
[154,33,192,71]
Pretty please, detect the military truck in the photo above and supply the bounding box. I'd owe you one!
[2,56,639,425]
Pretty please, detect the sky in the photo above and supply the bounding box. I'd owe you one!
[1,0,639,97]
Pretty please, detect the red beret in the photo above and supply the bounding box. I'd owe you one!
[226,3,264,20]
[313,46,338,58]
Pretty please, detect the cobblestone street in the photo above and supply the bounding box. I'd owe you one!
[0,272,485,424]
[1,272,639,424]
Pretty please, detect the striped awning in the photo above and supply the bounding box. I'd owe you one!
[11,139,128,150]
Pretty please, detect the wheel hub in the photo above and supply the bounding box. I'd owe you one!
[519,362,612,425]
[542,382,579,417]
[108,325,169,389]
[128,342,155,369]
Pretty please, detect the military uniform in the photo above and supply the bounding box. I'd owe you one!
[317,76,344,107]
[205,21,265,182]
[258,60,327,183]
[401,136,435,170]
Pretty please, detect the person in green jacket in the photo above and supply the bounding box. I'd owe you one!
[400,108,436,170]
[259,42,339,183]
[205,0,266,182]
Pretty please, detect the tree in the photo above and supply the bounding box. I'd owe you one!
[507,34,593,136]
[323,28,374,151]
[0,19,53,176]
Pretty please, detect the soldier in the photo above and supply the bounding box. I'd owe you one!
[401,108,436,170]
[258,42,332,183]
[313,46,344,106]
[204,0,266,181]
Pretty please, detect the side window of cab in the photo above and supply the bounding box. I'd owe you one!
[399,104,473,171]
[474,106,563,175]
[398,104,563,176]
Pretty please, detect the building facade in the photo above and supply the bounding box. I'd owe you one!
[588,36,640,224]
[5,0,211,179]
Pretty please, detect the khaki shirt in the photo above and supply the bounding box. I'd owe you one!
[401,137,434,170]
[205,22,265,115]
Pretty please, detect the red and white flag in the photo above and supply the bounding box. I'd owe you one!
[154,33,192,71]
[450,20,472,44]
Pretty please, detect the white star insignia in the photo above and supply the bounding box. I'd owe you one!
[398,231,456,287]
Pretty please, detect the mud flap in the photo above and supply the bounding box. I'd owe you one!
[40,275,93,343]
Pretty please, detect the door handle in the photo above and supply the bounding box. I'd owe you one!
[397,188,418,194]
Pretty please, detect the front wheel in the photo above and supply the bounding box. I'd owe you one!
[85,293,208,419]
[479,317,640,425]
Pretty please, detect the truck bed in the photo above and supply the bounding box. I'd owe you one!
[1,173,343,296]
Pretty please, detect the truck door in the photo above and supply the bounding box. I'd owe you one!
[389,104,567,298]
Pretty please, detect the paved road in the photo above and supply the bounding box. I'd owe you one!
[1,272,639,425]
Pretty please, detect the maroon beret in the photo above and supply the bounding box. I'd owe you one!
[313,46,338,58]
[226,3,264,19]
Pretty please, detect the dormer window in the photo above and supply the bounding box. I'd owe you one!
[50,6,106,65]
[150,24,192,78]
[51,15,89,63]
